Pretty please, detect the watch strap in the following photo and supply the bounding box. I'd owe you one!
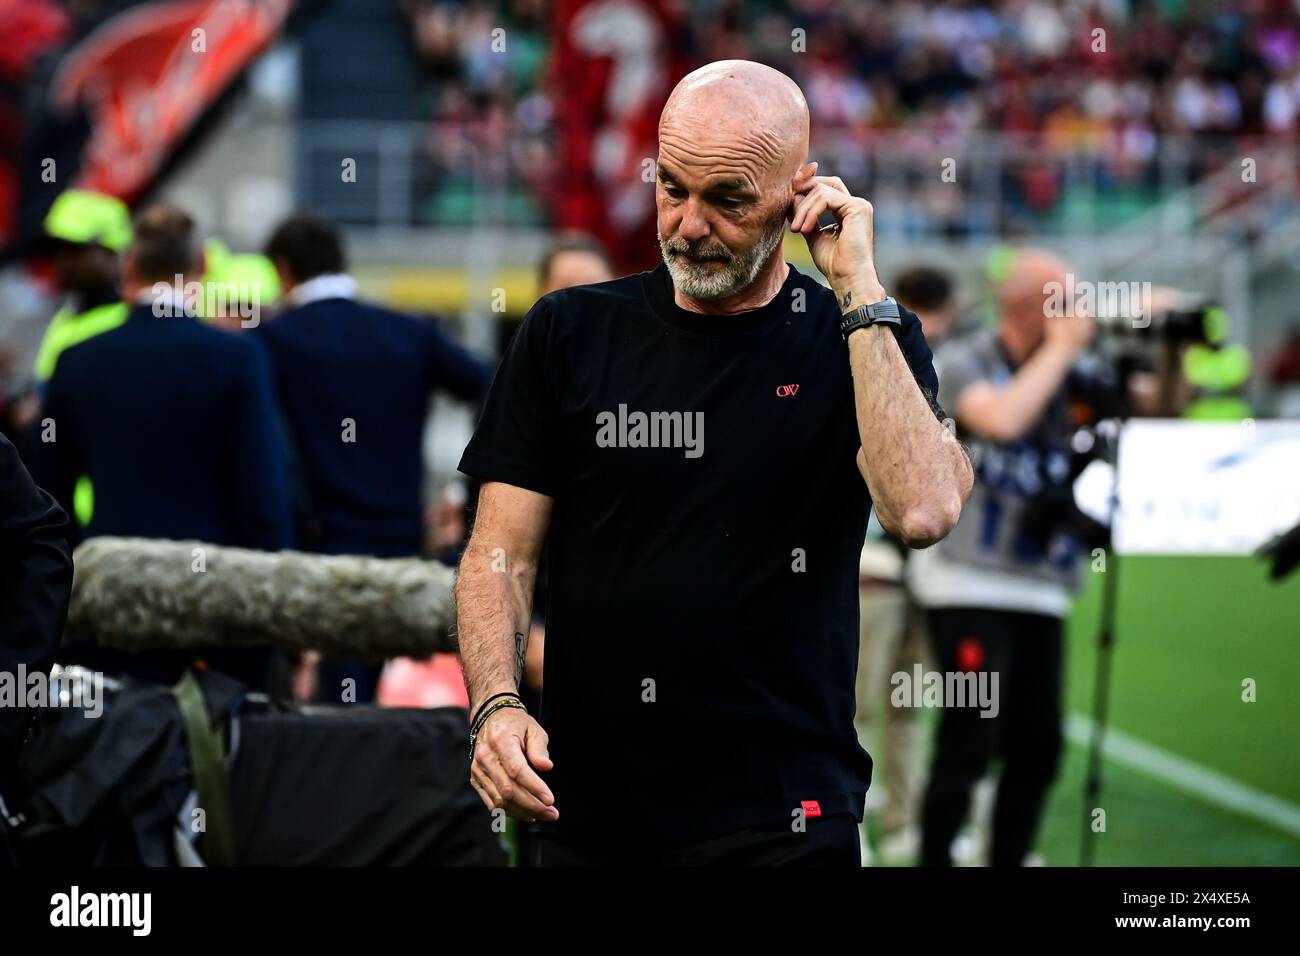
[839,296,902,341]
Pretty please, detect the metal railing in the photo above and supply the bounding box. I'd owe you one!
[295,121,1297,240]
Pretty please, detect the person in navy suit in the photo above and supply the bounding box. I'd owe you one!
[29,203,294,690]
[258,213,491,703]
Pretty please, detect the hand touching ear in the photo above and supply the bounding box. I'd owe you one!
[785,161,820,224]
[788,162,885,309]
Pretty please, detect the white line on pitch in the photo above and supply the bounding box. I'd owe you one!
[1066,713,1300,839]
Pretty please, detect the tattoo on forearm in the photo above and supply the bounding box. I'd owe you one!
[513,630,527,688]
[841,290,852,310]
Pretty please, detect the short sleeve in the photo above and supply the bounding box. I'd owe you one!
[457,297,560,497]
[895,305,945,422]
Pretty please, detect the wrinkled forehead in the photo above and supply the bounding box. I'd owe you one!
[657,111,791,194]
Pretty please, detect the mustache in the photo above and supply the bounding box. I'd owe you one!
[663,238,733,262]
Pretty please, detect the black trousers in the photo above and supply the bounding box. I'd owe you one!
[920,607,1064,867]
[531,812,861,866]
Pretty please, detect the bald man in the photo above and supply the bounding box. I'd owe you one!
[456,60,972,865]
[906,249,1096,866]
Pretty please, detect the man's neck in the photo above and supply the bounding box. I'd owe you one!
[672,253,789,315]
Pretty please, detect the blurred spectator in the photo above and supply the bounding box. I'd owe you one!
[195,239,283,333]
[895,264,960,344]
[8,191,132,443]
[29,202,295,692]
[537,230,615,295]
[258,212,492,704]
[906,249,1095,867]
[393,1,1300,237]
[29,191,132,378]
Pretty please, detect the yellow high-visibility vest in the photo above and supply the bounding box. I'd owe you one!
[32,301,129,382]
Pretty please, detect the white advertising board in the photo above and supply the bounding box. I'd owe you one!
[1112,419,1300,556]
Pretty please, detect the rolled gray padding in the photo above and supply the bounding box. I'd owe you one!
[68,538,458,658]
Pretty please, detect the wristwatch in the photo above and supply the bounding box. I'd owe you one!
[839,295,902,342]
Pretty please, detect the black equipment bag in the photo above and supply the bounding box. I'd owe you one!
[7,667,506,866]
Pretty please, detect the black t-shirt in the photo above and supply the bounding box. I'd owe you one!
[459,261,940,846]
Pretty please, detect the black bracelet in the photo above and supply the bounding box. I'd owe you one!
[470,691,521,728]
[468,698,528,762]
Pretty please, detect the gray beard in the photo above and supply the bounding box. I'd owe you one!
[658,213,787,301]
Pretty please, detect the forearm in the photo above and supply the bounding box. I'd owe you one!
[848,324,972,547]
[454,539,537,712]
[987,341,1076,440]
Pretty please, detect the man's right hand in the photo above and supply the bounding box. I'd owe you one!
[469,706,559,822]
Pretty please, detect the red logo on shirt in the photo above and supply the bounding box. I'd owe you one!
[956,636,985,672]
[776,384,800,397]
[800,799,822,818]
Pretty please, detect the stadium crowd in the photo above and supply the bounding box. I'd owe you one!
[401,0,1300,231]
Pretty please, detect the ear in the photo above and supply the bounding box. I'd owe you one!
[785,162,818,220]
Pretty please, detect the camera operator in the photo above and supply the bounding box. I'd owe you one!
[856,265,959,864]
[907,249,1094,867]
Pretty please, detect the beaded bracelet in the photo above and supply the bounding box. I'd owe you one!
[468,697,528,762]
[470,691,522,729]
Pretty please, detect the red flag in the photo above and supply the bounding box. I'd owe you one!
[51,0,294,204]
[549,0,685,272]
